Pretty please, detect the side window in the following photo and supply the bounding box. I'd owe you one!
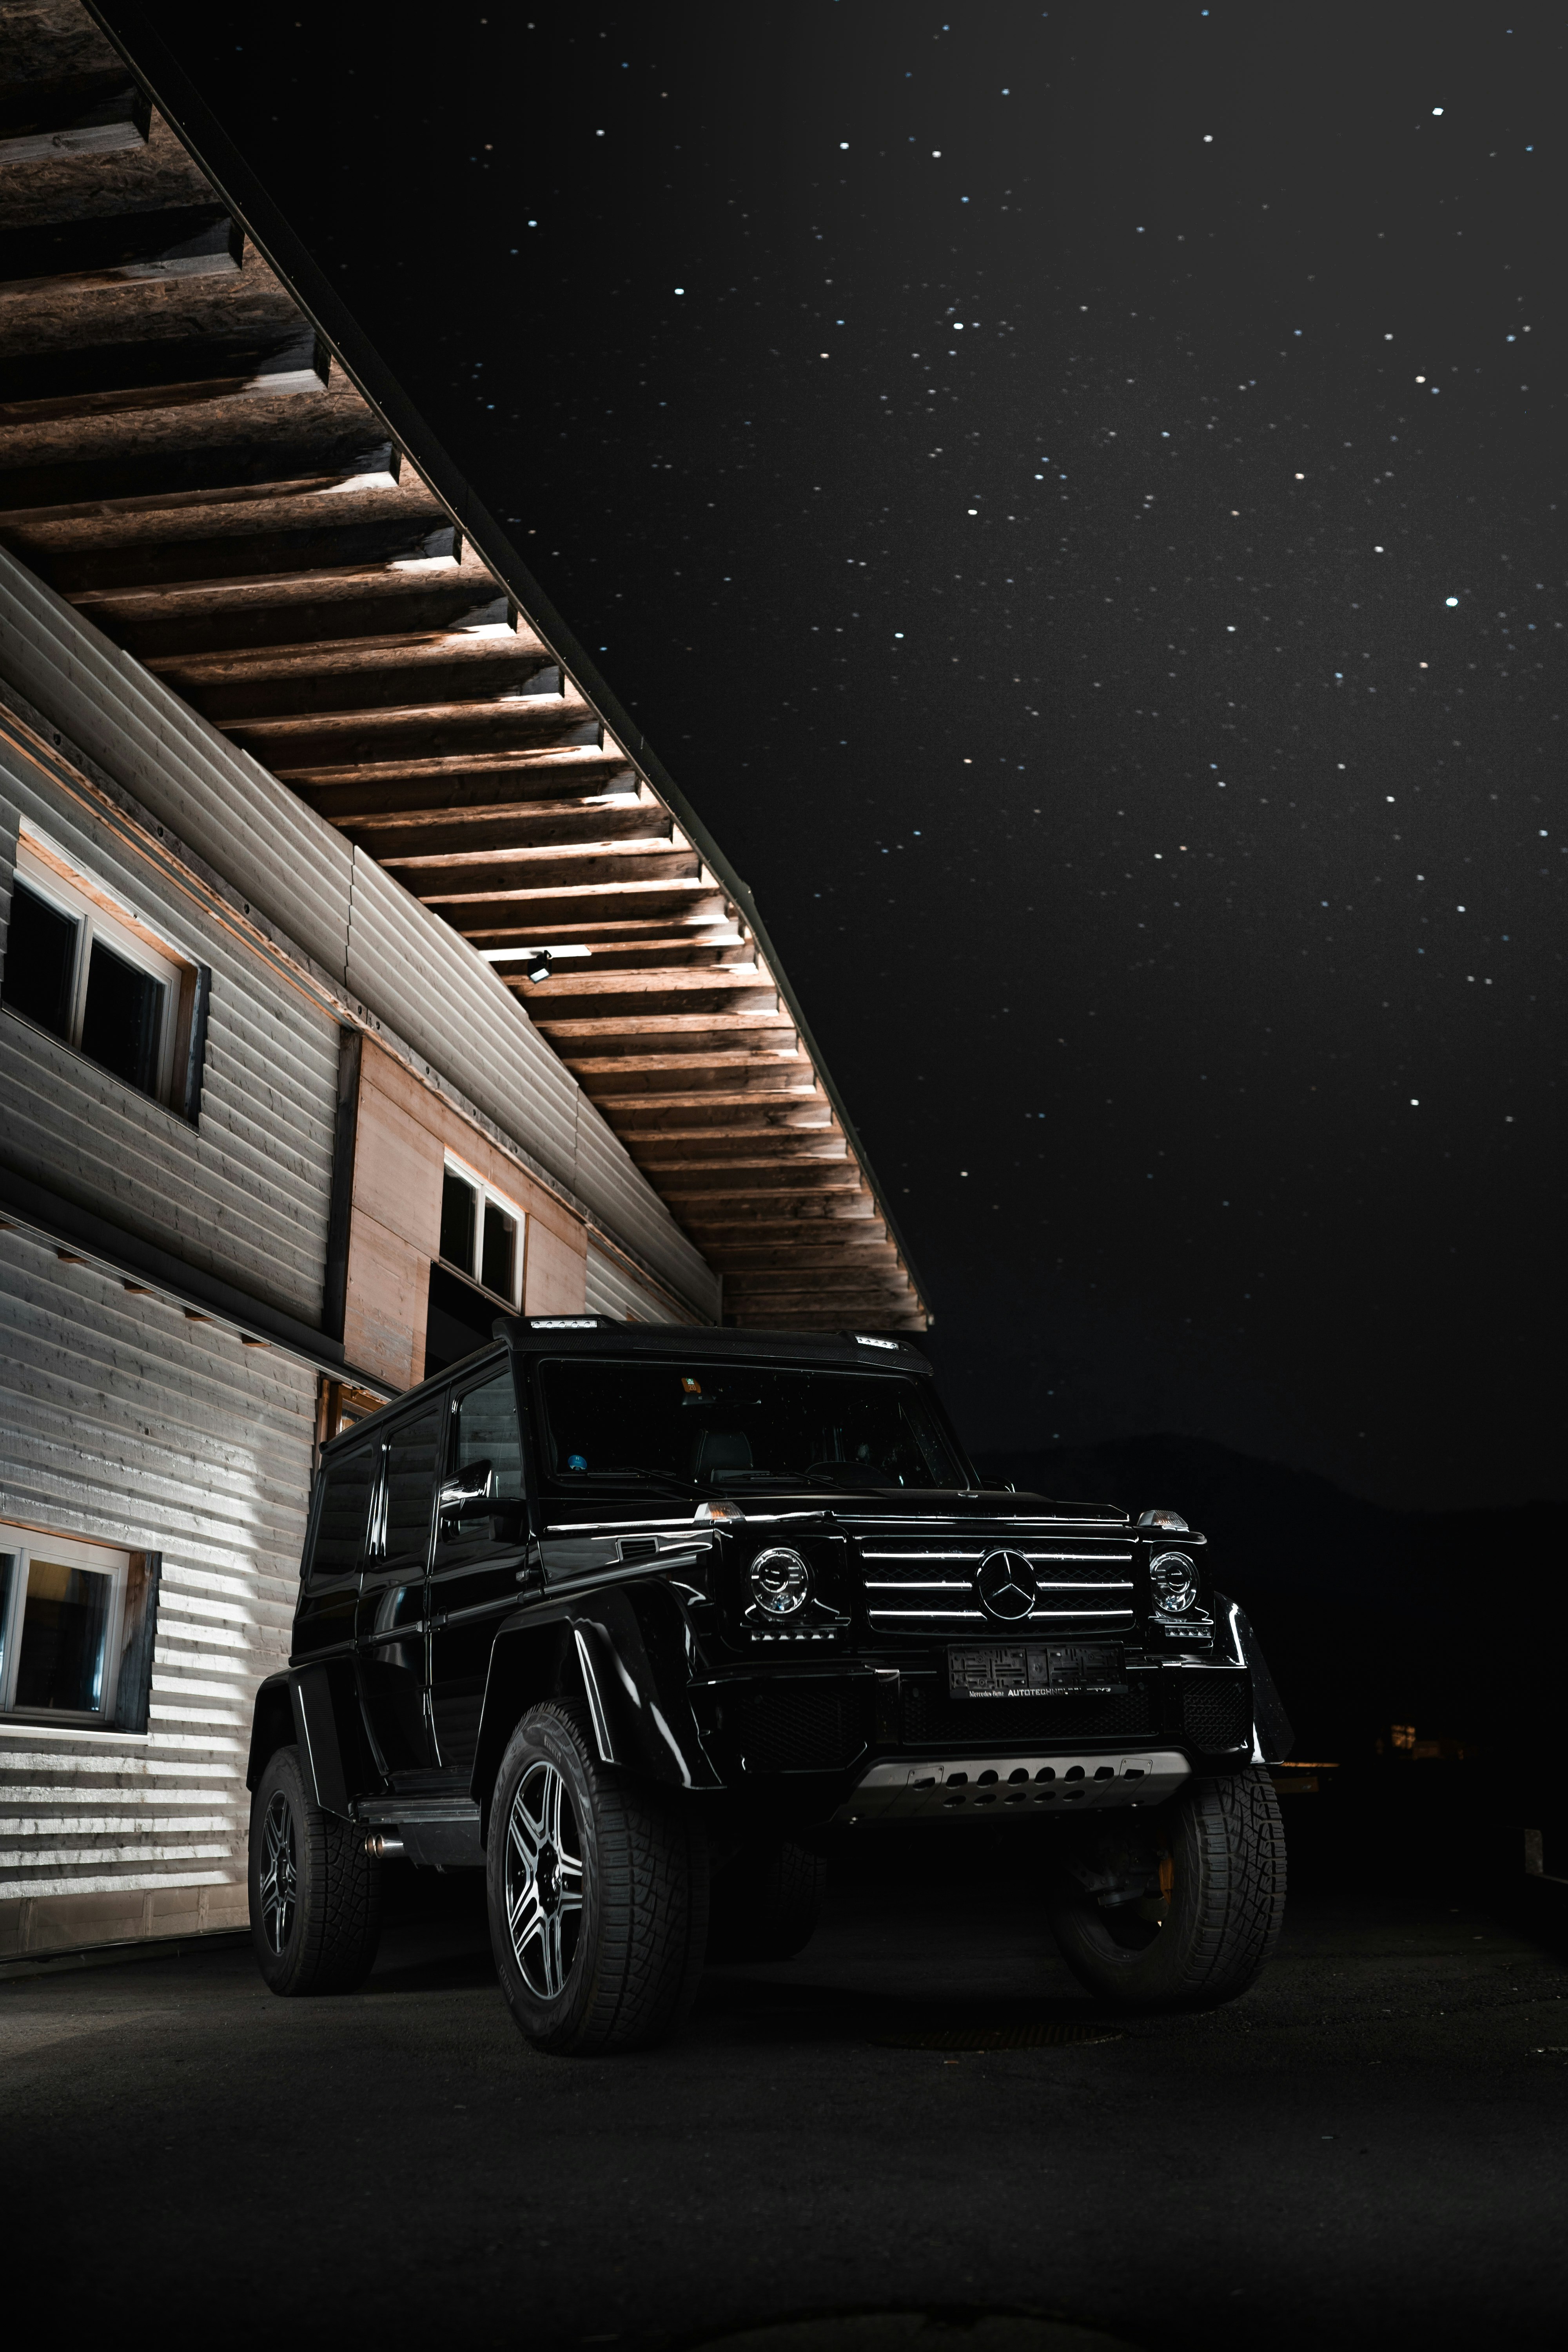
[0,1526,133,1723]
[439,1158,523,1308]
[380,1406,445,1570]
[452,1369,524,1499]
[2,839,206,1115]
[309,1444,377,1580]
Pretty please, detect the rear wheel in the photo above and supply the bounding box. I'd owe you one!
[248,1744,381,1994]
[1046,1766,1285,2010]
[708,1836,828,1962]
[487,1701,708,2055]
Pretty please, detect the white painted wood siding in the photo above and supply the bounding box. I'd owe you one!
[0,1228,312,1915]
[585,1241,684,1325]
[0,760,339,1326]
[0,546,720,1321]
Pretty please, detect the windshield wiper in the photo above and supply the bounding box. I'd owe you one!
[564,1466,715,1499]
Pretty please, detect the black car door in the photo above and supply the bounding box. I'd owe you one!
[426,1363,531,1780]
[354,1399,445,1782]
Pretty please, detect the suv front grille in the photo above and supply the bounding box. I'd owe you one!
[721,1682,870,1773]
[860,1543,1137,1636]
[901,1684,1157,1747]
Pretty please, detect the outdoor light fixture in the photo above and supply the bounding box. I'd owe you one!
[478,944,592,982]
[749,1547,811,1616]
[1150,1551,1199,1615]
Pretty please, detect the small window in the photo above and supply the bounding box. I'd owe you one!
[377,1405,445,1570]
[309,1443,379,1581]
[0,1524,141,1724]
[2,836,202,1112]
[439,1158,524,1308]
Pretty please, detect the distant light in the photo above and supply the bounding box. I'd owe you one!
[674,286,684,294]
[1203,134,1213,142]
[1432,105,1444,115]
[1446,596,1459,606]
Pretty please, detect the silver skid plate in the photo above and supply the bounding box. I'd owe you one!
[835,1750,1191,1822]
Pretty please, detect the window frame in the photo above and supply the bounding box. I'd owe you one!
[438,1152,525,1310]
[4,831,196,1111]
[0,1521,132,1725]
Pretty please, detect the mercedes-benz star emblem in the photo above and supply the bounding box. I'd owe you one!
[976,1549,1036,1622]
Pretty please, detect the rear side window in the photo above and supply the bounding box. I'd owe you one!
[380,1406,445,1570]
[310,1445,377,1580]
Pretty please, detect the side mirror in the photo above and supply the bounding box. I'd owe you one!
[439,1459,494,1515]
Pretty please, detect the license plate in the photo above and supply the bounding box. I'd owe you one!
[946,1642,1126,1698]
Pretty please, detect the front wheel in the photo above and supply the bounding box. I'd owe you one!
[1045,1766,1285,2010]
[486,1701,708,2055]
[248,1744,381,1994]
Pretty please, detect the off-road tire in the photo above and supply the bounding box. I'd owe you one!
[248,1744,381,1995]
[1046,1766,1286,2010]
[707,1837,828,1963]
[486,1700,708,2055]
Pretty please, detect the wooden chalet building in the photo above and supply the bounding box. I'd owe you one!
[0,0,927,1962]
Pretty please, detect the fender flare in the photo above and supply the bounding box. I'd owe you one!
[246,1662,360,1817]
[1216,1594,1294,1762]
[470,1581,721,1840]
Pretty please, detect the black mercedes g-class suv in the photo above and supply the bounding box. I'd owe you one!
[247,1320,1290,2053]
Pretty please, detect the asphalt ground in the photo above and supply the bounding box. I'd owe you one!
[3,1833,1566,2352]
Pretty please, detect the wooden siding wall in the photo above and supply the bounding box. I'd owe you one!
[0,545,720,1322]
[0,740,339,1328]
[344,1035,588,1388]
[585,1240,682,1326]
[0,1223,314,1954]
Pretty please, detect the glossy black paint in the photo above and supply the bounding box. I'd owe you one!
[247,1325,1279,1851]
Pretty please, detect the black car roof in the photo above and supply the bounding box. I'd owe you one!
[321,1321,933,1457]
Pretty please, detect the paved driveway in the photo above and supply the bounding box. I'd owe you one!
[3,1863,1564,2349]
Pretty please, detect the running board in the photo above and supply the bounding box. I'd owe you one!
[835,1751,1191,1822]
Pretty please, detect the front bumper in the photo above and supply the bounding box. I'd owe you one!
[834,1748,1192,1822]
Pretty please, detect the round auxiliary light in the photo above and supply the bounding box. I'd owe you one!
[750,1546,811,1617]
[1150,1551,1199,1615]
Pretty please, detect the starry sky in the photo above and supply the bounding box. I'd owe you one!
[109,1,1566,1509]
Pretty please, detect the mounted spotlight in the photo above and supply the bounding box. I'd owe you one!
[522,949,553,983]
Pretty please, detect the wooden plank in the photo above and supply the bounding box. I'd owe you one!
[0,84,150,169]
[538,1011,795,1044]
[30,510,459,597]
[99,580,516,662]
[414,846,702,901]
[0,433,396,515]
[627,1135,849,1167]
[360,801,668,862]
[296,750,631,825]
[523,1219,589,1316]
[510,964,768,1002]
[0,206,243,295]
[173,648,557,726]
[0,329,330,422]
[239,697,617,773]
[657,1165,866,1198]
[563,1048,807,1078]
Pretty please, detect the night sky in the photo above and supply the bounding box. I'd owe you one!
[109,2,1566,1510]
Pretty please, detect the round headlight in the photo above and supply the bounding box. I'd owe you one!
[1150,1551,1198,1615]
[750,1546,811,1617]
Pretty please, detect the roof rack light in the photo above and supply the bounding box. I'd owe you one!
[527,1316,608,1329]
[854,1334,900,1350]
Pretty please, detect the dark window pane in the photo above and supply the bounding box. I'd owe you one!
[481,1200,515,1299]
[440,1168,476,1274]
[2,878,78,1039]
[14,1557,112,1713]
[383,1406,444,1568]
[454,1369,524,1500]
[80,937,163,1094]
[310,1445,377,1579]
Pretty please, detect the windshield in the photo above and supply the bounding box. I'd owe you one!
[536,1358,966,1491]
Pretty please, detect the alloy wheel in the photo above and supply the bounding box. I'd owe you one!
[258,1789,297,1954]
[505,1758,585,2000]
